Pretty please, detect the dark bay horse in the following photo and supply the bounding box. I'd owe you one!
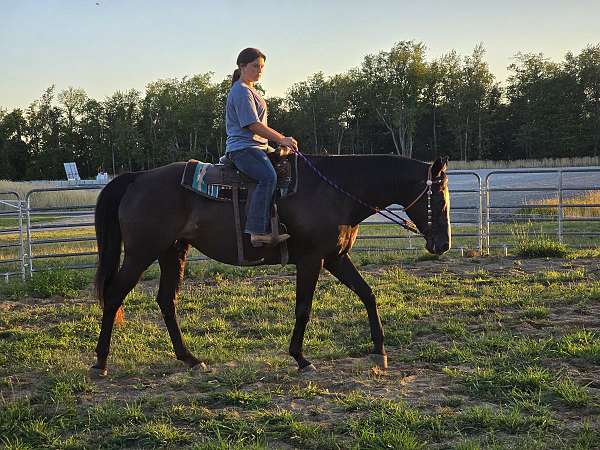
[92,154,451,376]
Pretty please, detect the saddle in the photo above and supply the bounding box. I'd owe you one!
[181,150,298,266]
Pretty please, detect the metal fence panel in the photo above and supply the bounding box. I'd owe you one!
[484,168,600,253]
[24,185,104,276]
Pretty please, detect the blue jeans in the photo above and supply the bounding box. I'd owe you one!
[228,148,276,234]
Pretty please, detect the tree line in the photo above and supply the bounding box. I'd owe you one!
[1,41,599,180]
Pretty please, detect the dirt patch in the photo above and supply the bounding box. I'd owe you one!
[362,255,600,279]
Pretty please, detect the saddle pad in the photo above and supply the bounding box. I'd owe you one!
[180,159,247,202]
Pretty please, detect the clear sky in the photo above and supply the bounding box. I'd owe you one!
[1,0,599,110]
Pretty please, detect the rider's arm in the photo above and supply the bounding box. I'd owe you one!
[247,122,285,144]
[247,122,298,151]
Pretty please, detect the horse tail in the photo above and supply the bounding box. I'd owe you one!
[94,172,137,325]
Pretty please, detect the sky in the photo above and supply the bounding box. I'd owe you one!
[1,0,599,111]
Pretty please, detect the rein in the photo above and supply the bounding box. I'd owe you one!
[293,149,440,237]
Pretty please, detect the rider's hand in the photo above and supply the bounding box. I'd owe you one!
[279,146,294,156]
[280,136,298,152]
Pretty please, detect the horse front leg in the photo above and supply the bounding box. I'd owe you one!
[289,257,323,372]
[324,253,387,369]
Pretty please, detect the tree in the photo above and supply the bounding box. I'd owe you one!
[567,44,600,156]
[286,72,329,153]
[360,41,428,157]
[0,108,29,180]
[103,90,142,174]
[79,98,107,176]
[506,53,582,159]
[58,87,88,170]
[423,58,445,158]
[462,44,495,160]
[25,86,64,179]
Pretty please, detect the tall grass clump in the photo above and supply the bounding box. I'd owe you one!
[511,222,569,258]
[0,180,100,209]
[451,156,600,170]
[519,190,600,219]
[28,268,92,298]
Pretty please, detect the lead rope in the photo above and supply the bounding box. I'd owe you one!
[292,149,427,236]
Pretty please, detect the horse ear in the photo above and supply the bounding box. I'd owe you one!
[432,156,448,177]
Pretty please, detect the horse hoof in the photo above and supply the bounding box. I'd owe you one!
[191,362,210,373]
[90,366,108,378]
[369,353,388,369]
[299,363,317,373]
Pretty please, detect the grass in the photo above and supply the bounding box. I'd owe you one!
[0,180,100,208]
[511,222,570,258]
[1,252,599,448]
[450,155,600,169]
[0,268,93,300]
[519,190,600,218]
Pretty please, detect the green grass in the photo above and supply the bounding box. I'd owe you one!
[0,268,93,300]
[1,253,600,448]
[511,222,571,258]
[515,238,570,258]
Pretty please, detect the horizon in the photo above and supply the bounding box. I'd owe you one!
[2,0,600,111]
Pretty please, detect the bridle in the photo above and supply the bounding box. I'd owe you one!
[399,164,446,234]
[292,149,445,237]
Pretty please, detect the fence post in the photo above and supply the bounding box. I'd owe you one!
[18,199,25,281]
[0,192,25,281]
[26,194,33,277]
[485,177,491,255]
[558,171,564,243]
[478,176,483,254]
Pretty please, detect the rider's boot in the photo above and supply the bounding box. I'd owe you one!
[250,232,290,247]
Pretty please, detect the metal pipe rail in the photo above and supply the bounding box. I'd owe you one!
[0,191,24,280]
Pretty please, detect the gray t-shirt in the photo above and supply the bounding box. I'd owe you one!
[225,80,268,152]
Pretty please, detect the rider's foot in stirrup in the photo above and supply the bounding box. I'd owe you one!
[250,232,290,248]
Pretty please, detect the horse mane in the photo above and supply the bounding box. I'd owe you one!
[303,154,428,188]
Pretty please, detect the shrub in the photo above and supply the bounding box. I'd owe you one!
[515,238,569,258]
[511,222,570,258]
[28,269,91,298]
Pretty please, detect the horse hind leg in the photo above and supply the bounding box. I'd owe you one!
[92,252,155,376]
[157,241,207,371]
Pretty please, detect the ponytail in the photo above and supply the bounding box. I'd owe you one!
[231,68,241,86]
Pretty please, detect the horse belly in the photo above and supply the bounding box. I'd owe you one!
[182,201,283,266]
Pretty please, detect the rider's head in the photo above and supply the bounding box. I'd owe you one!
[232,48,266,86]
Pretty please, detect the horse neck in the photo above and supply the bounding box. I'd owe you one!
[309,155,428,222]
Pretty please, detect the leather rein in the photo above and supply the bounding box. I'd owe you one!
[293,149,444,237]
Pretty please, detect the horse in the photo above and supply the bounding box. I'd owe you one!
[91,154,451,376]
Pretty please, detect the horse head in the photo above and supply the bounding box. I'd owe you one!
[404,157,451,255]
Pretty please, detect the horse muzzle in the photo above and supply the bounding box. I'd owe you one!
[425,235,450,255]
